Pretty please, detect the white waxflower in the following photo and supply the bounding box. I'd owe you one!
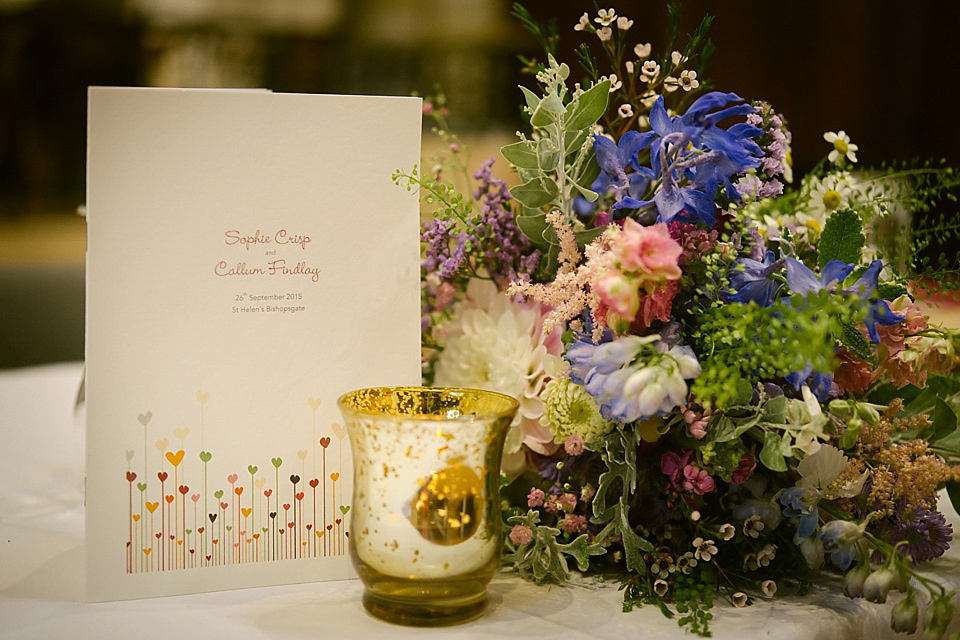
[597,26,613,42]
[625,60,635,74]
[618,103,634,118]
[574,12,590,31]
[693,537,718,562]
[617,16,633,30]
[634,42,652,58]
[757,543,777,567]
[718,523,736,541]
[640,60,660,82]
[824,130,858,164]
[654,579,669,596]
[732,592,748,607]
[679,69,699,91]
[595,8,617,26]
[671,50,687,66]
[605,74,622,90]
[762,580,778,597]
[663,76,679,92]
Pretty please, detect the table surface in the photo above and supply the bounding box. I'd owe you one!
[1,361,959,640]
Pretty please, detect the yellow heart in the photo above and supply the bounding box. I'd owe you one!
[297,449,308,460]
[307,397,322,410]
[196,391,211,405]
[255,477,266,489]
[173,427,190,441]
[330,472,339,482]
[241,507,252,518]
[331,423,347,440]
[132,514,141,522]
[155,438,169,451]
[146,501,159,513]
[166,450,185,467]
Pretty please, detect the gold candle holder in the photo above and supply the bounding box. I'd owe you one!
[337,386,518,626]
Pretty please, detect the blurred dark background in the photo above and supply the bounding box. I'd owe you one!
[1,0,958,366]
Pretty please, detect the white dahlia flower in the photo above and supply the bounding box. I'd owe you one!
[433,279,563,476]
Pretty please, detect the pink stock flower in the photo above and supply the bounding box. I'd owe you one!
[527,488,545,507]
[614,219,683,282]
[662,449,716,495]
[560,514,588,534]
[509,524,534,545]
[564,434,585,455]
[682,465,717,495]
[593,270,641,320]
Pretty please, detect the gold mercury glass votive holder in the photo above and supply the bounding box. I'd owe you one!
[337,386,518,626]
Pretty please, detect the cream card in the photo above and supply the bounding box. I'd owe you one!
[85,87,422,600]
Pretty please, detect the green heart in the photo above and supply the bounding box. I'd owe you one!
[340,505,350,515]
[262,527,268,533]
[186,529,192,535]
[199,451,212,463]
[137,482,147,492]
[248,465,258,475]
[226,525,232,532]
[214,490,224,499]
[271,457,282,468]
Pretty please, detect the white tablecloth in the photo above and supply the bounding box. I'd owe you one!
[1,362,958,639]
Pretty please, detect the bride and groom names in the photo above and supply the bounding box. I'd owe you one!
[215,228,321,282]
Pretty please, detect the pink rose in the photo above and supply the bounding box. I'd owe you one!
[614,219,682,281]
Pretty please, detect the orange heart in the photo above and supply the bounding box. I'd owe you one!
[132,514,141,522]
[253,533,260,540]
[146,501,159,513]
[330,472,339,482]
[143,548,152,556]
[234,486,243,496]
[165,495,174,504]
[315,530,325,538]
[166,450,185,467]
[177,540,183,546]
[241,507,252,518]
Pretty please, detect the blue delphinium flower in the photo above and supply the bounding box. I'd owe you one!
[726,250,784,307]
[820,519,866,570]
[785,258,905,342]
[780,486,820,539]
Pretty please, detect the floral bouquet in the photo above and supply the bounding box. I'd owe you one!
[398,4,960,637]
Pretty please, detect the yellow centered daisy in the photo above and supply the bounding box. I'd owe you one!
[805,219,822,233]
[822,189,842,210]
[833,138,849,154]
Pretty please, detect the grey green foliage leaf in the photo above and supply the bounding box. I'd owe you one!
[818,208,865,270]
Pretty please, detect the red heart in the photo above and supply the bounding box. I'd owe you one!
[264,489,273,498]
[165,495,174,504]
[279,529,285,534]
[296,492,304,500]
[287,521,295,528]
[326,524,333,531]
[126,471,137,482]
[213,539,219,545]
[309,478,320,489]
[234,486,243,495]
[319,437,331,448]
[206,555,212,562]
[253,533,260,540]
[155,532,162,539]
[169,534,175,540]
[306,524,312,530]
[179,485,189,495]
[336,518,342,525]
[189,549,195,554]
[283,503,290,511]
[220,501,229,510]
[198,527,205,533]
[158,471,168,482]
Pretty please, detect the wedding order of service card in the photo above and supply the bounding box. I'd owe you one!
[85,88,422,600]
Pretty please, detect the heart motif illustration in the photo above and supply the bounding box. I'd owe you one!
[234,486,243,496]
[241,507,252,518]
[198,527,205,534]
[226,525,232,532]
[189,549,195,555]
[279,528,285,535]
[186,529,192,535]
[264,489,272,498]
[283,503,290,511]
[137,482,147,492]
[297,449,308,460]
[247,465,258,475]
[172,427,190,441]
[289,474,300,485]
[331,423,347,440]
[214,489,223,499]
[335,518,342,525]
[132,514,141,522]
[137,412,152,426]
[177,540,183,546]
[170,534,175,541]
[165,495,174,504]
[206,555,211,562]
[309,478,319,489]
[255,477,266,489]
[154,437,169,451]
[144,549,153,556]
[307,396,321,410]
[318,437,331,449]
[326,524,333,531]
[269,512,277,519]
[253,533,260,540]
[155,532,162,539]
[191,493,200,503]
[125,471,137,482]
[287,522,295,529]
[340,505,351,515]
[262,527,268,533]
[125,450,135,462]
[227,473,238,484]
[271,457,282,468]
[220,501,229,510]
[179,485,189,495]
[157,471,168,482]
[199,451,212,463]
[209,513,217,523]
[212,539,218,545]
[166,450,185,467]
[296,492,304,501]
[316,530,325,538]
[330,472,339,482]
[195,391,210,405]
[306,524,312,530]
[146,501,159,513]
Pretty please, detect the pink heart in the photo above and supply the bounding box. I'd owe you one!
[227,473,238,484]
[191,494,200,503]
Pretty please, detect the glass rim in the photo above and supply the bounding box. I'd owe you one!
[337,386,519,422]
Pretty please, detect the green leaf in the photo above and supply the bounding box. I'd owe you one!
[564,80,611,131]
[536,139,561,171]
[929,396,959,443]
[519,86,540,112]
[510,177,559,209]
[947,481,960,518]
[839,320,873,360]
[564,129,589,156]
[759,429,787,471]
[531,92,564,127]
[817,209,865,270]
[515,209,551,250]
[877,282,909,300]
[761,396,787,424]
[501,141,539,170]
